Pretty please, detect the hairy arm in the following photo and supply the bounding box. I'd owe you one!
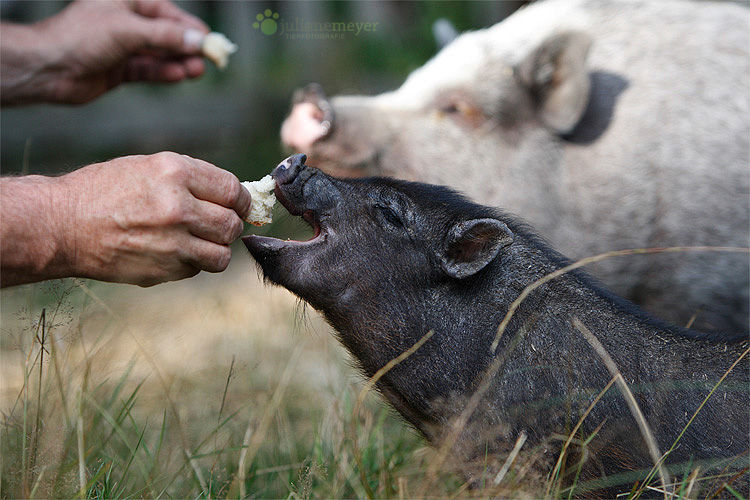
[1,0,209,106]
[1,153,252,287]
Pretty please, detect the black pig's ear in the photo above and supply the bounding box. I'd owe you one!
[517,31,592,134]
[441,219,514,279]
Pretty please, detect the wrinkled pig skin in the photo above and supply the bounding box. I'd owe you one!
[244,154,749,495]
[280,0,750,334]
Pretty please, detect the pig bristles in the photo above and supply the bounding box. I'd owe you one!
[423,313,535,492]
[353,329,435,419]
[572,317,671,498]
[491,245,750,354]
[640,343,750,496]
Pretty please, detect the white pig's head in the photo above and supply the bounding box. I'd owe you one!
[281,20,592,180]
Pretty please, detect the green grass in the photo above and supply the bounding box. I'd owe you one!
[1,264,747,499]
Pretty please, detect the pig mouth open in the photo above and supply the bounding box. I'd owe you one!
[242,154,325,255]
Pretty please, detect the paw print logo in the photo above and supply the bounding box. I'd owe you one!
[253,9,280,36]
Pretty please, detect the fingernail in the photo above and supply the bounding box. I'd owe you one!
[183,28,204,51]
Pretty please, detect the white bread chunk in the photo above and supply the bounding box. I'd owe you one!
[241,175,276,226]
[202,32,237,70]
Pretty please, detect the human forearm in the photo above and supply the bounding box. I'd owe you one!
[0,175,74,286]
[0,22,58,106]
[1,153,251,288]
[1,1,209,106]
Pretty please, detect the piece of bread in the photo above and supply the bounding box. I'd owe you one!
[241,175,276,226]
[202,32,237,70]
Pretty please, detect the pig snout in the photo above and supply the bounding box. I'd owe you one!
[281,83,333,151]
[272,153,307,185]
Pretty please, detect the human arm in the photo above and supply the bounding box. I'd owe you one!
[0,152,252,287]
[0,0,209,106]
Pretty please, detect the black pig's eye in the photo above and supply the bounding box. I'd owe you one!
[376,204,404,228]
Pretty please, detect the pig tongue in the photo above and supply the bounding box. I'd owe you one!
[280,102,329,151]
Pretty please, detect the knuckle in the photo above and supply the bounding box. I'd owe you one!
[217,172,241,205]
[222,214,243,243]
[137,268,169,287]
[151,151,187,179]
[211,246,232,272]
[160,198,187,226]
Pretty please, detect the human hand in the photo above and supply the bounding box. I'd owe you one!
[1,0,209,105]
[51,152,251,286]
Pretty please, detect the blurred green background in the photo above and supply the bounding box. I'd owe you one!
[1,1,524,183]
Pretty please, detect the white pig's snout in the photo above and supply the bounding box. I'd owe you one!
[280,102,331,151]
[281,83,334,151]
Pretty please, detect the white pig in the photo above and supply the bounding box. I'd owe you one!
[281,0,750,333]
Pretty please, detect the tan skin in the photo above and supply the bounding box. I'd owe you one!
[1,1,252,287]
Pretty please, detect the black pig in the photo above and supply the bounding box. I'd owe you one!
[243,154,749,495]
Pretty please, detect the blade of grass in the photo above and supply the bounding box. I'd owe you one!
[237,422,254,499]
[28,465,47,500]
[350,330,435,499]
[147,409,168,486]
[491,246,749,353]
[231,340,306,496]
[208,355,236,493]
[30,309,47,483]
[637,345,750,498]
[21,341,31,496]
[493,430,527,485]
[76,393,86,498]
[565,420,605,500]
[545,375,617,497]
[722,482,745,499]
[571,317,670,499]
[683,466,701,499]
[353,330,435,418]
[423,314,535,492]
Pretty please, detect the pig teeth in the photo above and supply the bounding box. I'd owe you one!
[241,175,276,225]
[202,32,237,70]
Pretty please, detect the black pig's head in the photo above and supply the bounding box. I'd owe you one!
[243,154,519,435]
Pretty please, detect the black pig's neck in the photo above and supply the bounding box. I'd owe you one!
[328,230,579,437]
[331,223,722,443]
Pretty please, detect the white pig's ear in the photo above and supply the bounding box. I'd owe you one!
[433,18,459,50]
[441,219,514,279]
[517,31,592,134]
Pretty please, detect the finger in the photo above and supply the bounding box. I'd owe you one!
[184,157,253,220]
[132,0,209,33]
[138,263,200,287]
[122,56,191,83]
[122,16,201,55]
[182,56,205,78]
[182,238,233,274]
[186,200,245,245]
[121,52,204,80]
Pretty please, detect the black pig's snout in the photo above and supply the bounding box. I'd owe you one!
[273,154,306,185]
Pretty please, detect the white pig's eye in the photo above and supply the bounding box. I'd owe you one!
[440,103,461,114]
[435,96,485,127]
